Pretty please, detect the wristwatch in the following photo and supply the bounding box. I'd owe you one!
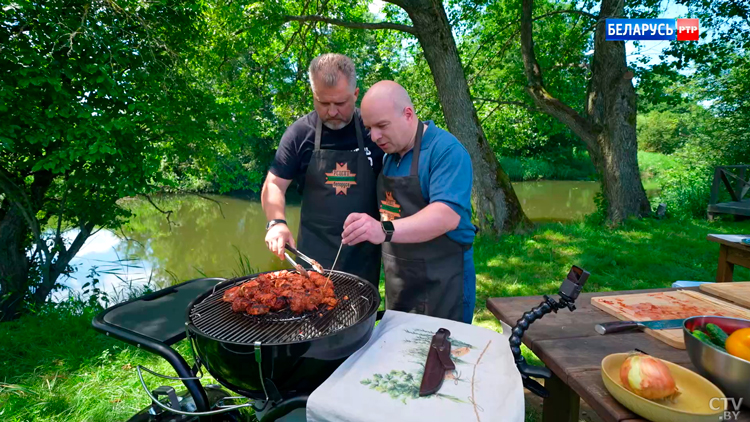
[382,221,394,242]
[266,219,287,231]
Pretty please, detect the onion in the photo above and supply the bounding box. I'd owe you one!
[619,352,680,400]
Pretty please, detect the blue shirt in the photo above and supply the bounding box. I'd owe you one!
[382,121,475,245]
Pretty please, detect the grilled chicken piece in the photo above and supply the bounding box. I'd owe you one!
[289,296,313,313]
[247,303,270,315]
[320,297,338,309]
[222,286,241,302]
[231,298,251,312]
[256,292,280,308]
[270,297,287,311]
[309,272,328,287]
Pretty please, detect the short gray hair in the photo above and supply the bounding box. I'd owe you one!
[308,53,357,92]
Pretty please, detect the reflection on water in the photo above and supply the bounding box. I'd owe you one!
[62,181,600,295]
[511,180,600,222]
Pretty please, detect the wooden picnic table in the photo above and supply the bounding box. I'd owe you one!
[487,287,750,422]
[708,234,750,282]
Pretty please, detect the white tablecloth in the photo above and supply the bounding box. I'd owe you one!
[306,311,524,422]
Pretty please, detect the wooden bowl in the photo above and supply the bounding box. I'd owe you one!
[601,353,725,422]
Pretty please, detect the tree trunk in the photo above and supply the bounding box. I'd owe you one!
[0,168,94,319]
[0,205,31,321]
[585,0,651,221]
[31,221,95,305]
[520,0,650,223]
[393,0,530,234]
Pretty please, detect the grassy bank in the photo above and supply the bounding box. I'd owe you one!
[1,218,749,422]
[499,150,677,187]
[473,217,749,331]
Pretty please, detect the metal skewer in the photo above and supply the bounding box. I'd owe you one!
[324,241,344,289]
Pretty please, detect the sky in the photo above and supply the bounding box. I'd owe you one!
[623,2,690,67]
[367,0,692,71]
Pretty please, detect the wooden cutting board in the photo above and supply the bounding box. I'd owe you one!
[591,290,750,349]
[700,282,750,308]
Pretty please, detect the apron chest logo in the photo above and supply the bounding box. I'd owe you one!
[325,162,357,195]
[380,192,402,221]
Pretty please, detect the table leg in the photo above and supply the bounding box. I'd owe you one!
[542,372,580,422]
[717,245,734,282]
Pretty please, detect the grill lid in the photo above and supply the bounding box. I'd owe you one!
[188,271,379,345]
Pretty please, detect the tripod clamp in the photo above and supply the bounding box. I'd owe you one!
[509,266,590,398]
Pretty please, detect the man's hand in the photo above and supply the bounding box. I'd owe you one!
[265,223,294,260]
[342,213,385,246]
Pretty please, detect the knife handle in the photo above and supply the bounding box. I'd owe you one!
[595,321,643,335]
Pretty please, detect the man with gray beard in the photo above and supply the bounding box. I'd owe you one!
[261,53,384,286]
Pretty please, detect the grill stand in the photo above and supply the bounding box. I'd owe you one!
[92,278,243,421]
[92,277,373,422]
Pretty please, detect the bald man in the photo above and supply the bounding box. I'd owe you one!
[341,81,477,323]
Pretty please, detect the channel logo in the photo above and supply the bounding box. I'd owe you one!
[606,18,699,41]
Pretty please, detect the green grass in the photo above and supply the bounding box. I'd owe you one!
[0,301,254,422]
[2,217,749,421]
[472,217,750,330]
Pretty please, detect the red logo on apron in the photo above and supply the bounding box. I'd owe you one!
[380,192,401,221]
[325,163,357,195]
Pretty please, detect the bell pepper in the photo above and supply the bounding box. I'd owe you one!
[726,327,750,362]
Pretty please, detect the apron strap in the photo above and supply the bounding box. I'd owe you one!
[314,110,367,154]
[314,114,323,151]
[409,121,424,177]
[353,110,366,152]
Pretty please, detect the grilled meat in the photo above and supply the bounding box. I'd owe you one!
[231,298,251,313]
[247,303,271,315]
[223,270,337,316]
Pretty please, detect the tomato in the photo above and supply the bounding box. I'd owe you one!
[725,327,750,362]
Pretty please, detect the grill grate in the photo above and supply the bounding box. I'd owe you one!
[189,271,378,344]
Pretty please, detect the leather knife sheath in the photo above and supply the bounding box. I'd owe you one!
[419,328,455,396]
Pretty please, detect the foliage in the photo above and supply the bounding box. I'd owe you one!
[461,0,591,161]
[0,0,230,318]
[361,369,463,404]
[636,151,677,181]
[499,151,596,181]
[636,106,714,155]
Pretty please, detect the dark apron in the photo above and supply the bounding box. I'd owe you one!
[377,122,466,322]
[297,111,381,286]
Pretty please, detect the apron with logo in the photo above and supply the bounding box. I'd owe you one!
[377,122,466,322]
[297,111,381,286]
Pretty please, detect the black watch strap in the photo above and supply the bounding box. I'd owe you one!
[266,219,287,231]
[382,221,394,242]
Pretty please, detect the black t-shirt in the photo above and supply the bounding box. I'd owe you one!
[269,110,385,193]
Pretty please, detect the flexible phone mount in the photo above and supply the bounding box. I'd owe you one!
[509,266,590,398]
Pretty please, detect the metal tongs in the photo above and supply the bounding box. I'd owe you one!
[284,244,324,277]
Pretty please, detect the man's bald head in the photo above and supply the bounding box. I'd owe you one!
[361,81,421,156]
[362,80,414,114]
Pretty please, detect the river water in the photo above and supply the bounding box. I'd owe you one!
[57,181,600,299]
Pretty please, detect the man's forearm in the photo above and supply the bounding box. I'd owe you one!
[390,202,460,243]
[261,179,287,221]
